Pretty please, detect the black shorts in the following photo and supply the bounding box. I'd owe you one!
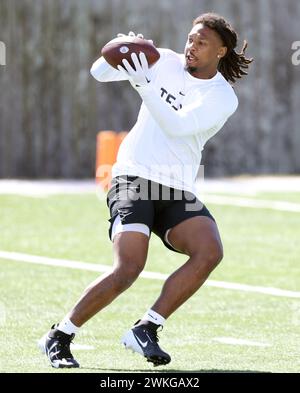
[106,175,215,253]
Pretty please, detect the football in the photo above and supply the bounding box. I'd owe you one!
[101,36,160,69]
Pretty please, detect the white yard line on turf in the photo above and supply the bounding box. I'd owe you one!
[1,250,299,299]
[203,195,300,212]
[70,343,95,350]
[212,337,271,347]
[1,179,300,212]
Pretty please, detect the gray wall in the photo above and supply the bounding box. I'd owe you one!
[0,0,299,178]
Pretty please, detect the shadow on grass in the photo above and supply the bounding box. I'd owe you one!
[80,367,271,373]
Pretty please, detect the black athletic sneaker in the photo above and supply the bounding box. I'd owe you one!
[121,321,171,366]
[38,324,80,368]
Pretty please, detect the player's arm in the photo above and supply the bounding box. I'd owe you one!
[90,56,128,82]
[138,83,238,141]
[118,53,238,141]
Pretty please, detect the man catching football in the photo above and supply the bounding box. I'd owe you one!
[39,12,253,368]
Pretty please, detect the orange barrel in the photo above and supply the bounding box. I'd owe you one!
[95,131,118,190]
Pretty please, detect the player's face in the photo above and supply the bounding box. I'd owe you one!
[185,23,226,74]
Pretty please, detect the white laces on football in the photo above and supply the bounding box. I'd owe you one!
[117,52,151,88]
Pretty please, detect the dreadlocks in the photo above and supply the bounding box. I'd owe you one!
[193,13,253,83]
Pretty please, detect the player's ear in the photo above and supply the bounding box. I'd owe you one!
[218,46,227,59]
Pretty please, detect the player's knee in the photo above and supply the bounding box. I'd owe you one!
[206,243,223,271]
[211,243,224,267]
[193,242,223,274]
[112,263,143,291]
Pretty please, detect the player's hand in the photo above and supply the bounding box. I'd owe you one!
[117,52,151,88]
[117,31,153,45]
[117,31,144,39]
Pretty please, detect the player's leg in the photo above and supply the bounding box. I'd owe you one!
[39,175,154,368]
[69,231,149,326]
[151,215,223,318]
[122,214,222,367]
[38,231,149,368]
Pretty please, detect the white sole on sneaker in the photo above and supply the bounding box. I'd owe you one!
[121,329,144,356]
[37,333,59,368]
[37,333,47,354]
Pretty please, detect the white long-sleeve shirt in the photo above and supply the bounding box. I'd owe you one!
[91,48,238,193]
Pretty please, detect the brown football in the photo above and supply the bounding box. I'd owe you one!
[101,36,160,69]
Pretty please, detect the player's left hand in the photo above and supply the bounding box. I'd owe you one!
[117,52,151,88]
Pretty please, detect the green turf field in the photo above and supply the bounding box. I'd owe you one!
[0,190,299,373]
